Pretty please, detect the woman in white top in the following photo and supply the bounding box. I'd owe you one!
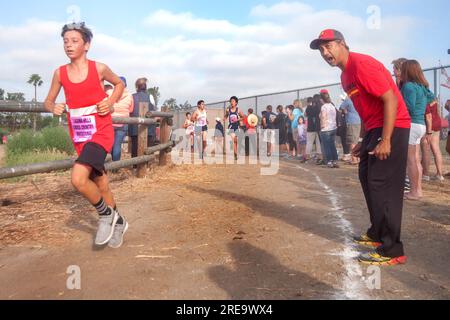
[192,100,209,159]
[319,92,339,168]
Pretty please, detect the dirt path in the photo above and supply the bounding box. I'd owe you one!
[0,158,449,300]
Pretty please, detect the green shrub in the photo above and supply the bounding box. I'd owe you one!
[6,130,45,155]
[5,127,75,166]
[5,150,71,167]
[41,126,75,155]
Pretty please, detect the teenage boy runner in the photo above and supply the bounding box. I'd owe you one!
[224,96,245,161]
[44,22,128,248]
[310,29,411,265]
[192,100,209,159]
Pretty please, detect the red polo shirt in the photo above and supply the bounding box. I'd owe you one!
[341,52,411,131]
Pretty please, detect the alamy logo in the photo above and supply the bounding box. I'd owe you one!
[363,266,381,290]
[67,5,82,24]
[66,265,81,290]
[367,5,381,30]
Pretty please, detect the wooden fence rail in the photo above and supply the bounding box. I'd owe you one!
[0,102,174,180]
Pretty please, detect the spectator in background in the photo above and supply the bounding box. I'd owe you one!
[214,117,224,155]
[286,105,297,158]
[421,100,445,181]
[319,92,339,168]
[336,103,350,162]
[245,108,258,157]
[107,77,134,162]
[340,94,361,165]
[446,100,450,157]
[293,99,305,118]
[305,95,323,163]
[292,99,303,157]
[393,58,412,192]
[261,111,268,129]
[401,60,435,200]
[264,105,277,157]
[130,78,155,158]
[275,105,288,156]
[297,116,307,162]
[392,58,408,88]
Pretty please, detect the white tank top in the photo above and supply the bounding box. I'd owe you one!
[196,109,208,127]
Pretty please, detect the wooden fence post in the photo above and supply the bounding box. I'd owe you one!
[137,102,149,178]
[159,117,171,166]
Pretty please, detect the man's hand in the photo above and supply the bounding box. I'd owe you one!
[97,99,114,116]
[370,139,391,161]
[52,104,66,116]
[352,143,362,158]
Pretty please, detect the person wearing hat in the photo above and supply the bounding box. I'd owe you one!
[310,29,411,266]
[244,108,258,157]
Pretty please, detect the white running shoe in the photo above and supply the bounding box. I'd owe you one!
[95,208,119,246]
[108,217,129,249]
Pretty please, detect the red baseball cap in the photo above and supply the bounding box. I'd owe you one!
[320,89,329,94]
[310,29,345,50]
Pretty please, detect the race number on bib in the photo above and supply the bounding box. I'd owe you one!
[230,114,238,124]
[71,116,97,143]
[197,119,207,126]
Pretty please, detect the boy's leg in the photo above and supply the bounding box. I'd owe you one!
[72,164,119,246]
[93,172,129,248]
[71,164,102,205]
[73,143,119,245]
[93,173,116,209]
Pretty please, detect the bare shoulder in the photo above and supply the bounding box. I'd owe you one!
[95,61,108,72]
[52,68,61,83]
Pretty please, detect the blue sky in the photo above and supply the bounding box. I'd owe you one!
[0,0,449,105]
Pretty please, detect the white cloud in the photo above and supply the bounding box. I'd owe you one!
[250,2,314,17]
[0,2,423,108]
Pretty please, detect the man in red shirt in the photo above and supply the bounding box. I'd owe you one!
[310,30,411,266]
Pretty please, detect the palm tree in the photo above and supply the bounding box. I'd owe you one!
[148,87,161,109]
[27,74,43,132]
[163,98,177,111]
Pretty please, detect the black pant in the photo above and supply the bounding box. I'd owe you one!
[359,127,410,258]
[131,136,156,158]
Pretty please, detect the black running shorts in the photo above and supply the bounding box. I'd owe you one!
[75,142,108,180]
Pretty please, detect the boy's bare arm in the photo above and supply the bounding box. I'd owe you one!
[44,69,65,116]
[97,62,125,115]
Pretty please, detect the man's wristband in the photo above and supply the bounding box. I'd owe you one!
[427,132,433,135]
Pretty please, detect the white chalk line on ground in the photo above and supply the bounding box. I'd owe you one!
[291,164,370,300]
